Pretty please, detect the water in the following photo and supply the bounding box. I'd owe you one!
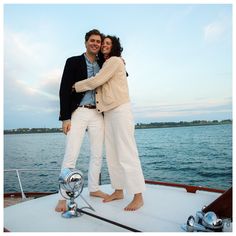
[4,124,232,193]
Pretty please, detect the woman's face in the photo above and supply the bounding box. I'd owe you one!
[101,38,112,56]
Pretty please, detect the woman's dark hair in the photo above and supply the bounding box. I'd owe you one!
[106,35,123,57]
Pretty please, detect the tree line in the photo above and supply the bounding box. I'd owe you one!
[4,119,232,134]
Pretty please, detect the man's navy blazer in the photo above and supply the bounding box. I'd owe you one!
[59,54,103,121]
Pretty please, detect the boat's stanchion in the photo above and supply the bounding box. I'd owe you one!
[16,169,27,200]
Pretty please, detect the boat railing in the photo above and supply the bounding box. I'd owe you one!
[4,169,225,201]
[4,168,60,200]
[145,180,225,194]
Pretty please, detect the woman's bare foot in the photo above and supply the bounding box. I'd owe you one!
[55,199,67,212]
[124,193,144,211]
[103,189,124,203]
[90,190,109,198]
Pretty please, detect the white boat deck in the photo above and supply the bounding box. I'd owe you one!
[4,184,221,232]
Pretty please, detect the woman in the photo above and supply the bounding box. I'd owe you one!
[74,36,145,211]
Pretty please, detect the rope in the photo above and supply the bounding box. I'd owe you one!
[77,208,141,232]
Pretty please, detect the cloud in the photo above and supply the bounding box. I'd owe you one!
[203,11,231,43]
[4,27,65,129]
[4,29,62,117]
[132,98,232,121]
[204,21,225,42]
[4,30,48,74]
[38,69,62,96]
[16,79,59,101]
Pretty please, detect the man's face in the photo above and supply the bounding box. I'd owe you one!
[85,34,102,55]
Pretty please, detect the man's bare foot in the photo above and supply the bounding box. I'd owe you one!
[90,190,109,198]
[55,200,67,212]
[124,193,144,211]
[103,189,124,203]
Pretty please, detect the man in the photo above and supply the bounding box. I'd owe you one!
[55,29,107,212]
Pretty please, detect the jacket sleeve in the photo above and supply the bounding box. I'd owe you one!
[59,59,74,121]
[74,57,122,92]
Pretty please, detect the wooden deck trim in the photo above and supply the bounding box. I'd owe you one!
[4,192,56,198]
[145,180,225,193]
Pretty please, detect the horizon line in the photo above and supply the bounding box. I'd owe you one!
[4,119,232,130]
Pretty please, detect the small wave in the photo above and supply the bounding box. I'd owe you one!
[156,166,177,171]
[144,160,164,165]
[198,171,232,178]
[50,161,57,164]
[38,174,48,177]
[185,161,202,165]
[34,163,43,166]
[178,166,197,172]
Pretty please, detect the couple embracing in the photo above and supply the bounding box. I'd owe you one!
[55,29,145,213]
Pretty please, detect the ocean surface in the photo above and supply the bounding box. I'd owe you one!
[4,124,232,193]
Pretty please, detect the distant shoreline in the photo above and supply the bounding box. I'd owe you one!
[4,119,232,134]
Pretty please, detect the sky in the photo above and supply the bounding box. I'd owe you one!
[3,2,233,129]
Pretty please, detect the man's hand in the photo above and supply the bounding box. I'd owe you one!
[62,120,71,135]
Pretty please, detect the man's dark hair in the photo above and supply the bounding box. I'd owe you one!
[85,29,104,42]
[106,35,123,57]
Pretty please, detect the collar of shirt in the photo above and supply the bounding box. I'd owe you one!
[84,53,100,78]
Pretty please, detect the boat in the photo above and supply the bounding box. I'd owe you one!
[4,169,232,232]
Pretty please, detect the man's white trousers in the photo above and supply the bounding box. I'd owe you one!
[59,107,104,199]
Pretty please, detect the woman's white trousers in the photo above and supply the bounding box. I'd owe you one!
[104,103,145,194]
